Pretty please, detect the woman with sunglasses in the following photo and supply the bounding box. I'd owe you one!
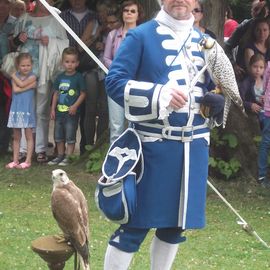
[103,0,144,143]
[192,0,216,39]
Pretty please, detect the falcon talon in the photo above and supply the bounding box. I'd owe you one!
[53,234,66,243]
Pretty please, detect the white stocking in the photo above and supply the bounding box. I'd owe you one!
[104,244,134,270]
[150,236,179,270]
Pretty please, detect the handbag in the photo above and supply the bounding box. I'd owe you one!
[1,51,19,77]
[95,173,137,224]
[95,128,144,224]
[1,14,28,77]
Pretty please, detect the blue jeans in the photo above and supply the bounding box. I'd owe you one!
[258,111,265,130]
[258,116,270,178]
[108,96,125,144]
[54,113,79,144]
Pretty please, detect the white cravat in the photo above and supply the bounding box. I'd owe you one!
[155,7,194,42]
[155,8,196,121]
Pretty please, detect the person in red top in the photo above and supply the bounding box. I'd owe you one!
[224,6,238,40]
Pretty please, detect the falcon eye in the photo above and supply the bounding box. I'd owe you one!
[60,173,63,176]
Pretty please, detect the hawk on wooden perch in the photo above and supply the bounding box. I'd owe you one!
[51,169,90,270]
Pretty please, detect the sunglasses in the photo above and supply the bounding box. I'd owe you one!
[192,8,203,13]
[123,8,137,14]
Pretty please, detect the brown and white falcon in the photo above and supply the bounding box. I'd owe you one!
[51,169,90,270]
[199,36,246,128]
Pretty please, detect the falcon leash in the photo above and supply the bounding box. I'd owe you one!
[208,177,270,249]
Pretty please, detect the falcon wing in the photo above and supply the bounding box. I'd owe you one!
[51,185,88,247]
[68,181,89,240]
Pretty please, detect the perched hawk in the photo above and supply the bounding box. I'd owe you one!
[51,169,90,270]
[200,36,246,128]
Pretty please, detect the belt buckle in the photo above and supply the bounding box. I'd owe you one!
[162,127,171,139]
[181,126,193,142]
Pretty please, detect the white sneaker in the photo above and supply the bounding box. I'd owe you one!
[58,157,69,166]
[48,156,64,165]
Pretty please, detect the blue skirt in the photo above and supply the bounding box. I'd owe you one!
[7,89,35,128]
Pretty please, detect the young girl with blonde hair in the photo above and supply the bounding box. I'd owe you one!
[6,52,36,169]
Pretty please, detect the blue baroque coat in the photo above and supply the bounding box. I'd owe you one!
[105,19,211,230]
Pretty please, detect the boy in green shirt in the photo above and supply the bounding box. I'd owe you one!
[49,47,86,166]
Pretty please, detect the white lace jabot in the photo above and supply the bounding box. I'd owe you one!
[155,7,194,41]
[154,7,196,121]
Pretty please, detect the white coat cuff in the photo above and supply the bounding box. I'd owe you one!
[158,86,173,120]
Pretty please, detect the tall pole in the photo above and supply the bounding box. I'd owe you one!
[38,0,108,74]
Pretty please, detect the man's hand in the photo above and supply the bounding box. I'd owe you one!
[169,88,188,110]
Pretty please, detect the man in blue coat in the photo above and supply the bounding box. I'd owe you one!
[103,0,222,269]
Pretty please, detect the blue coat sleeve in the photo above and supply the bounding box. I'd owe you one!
[105,28,163,122]
[105,29,144,107]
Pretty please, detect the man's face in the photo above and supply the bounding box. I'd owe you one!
[69,0,86,13]
[163,0,195,20]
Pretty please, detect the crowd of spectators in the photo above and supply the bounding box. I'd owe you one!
[224,0,270,187]
[0,0,144,167]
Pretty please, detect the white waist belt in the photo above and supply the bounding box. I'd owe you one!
[135,124,209,142]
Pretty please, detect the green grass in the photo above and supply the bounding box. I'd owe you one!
[0,156,270,270]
